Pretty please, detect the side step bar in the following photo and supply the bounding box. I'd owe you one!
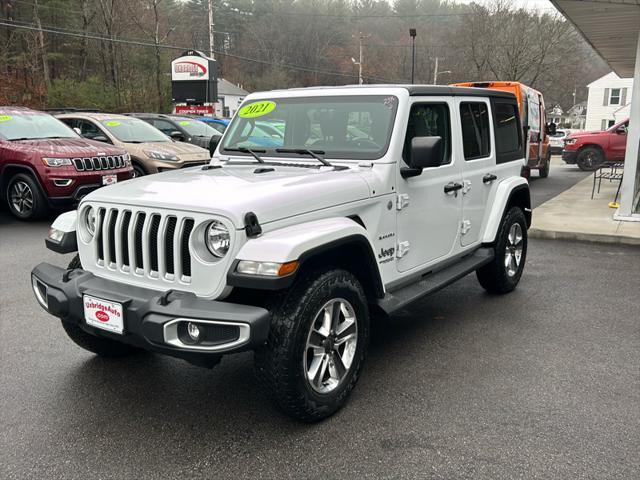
[376,247,494,315]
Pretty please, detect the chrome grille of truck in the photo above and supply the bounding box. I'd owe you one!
[94,207,195,283]
[72,155,126,171]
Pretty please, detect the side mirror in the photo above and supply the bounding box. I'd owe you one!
[401,136,443,179]
[73,127,82,135]
[170,130,185,141]
[545,123,557,135]
[93,134,110,143]
[616,126,627,134]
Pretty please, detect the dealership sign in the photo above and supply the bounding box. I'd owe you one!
[171,50,218,103]
[171,55,209,81]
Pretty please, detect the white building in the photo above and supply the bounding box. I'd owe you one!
[214,78,249,118]
[585,72,634,131]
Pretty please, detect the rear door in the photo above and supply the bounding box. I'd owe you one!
[610,120,628,160]
[457,98,494,247]
[459,96,524,247]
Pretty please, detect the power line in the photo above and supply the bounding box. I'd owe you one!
[0,20,400,83]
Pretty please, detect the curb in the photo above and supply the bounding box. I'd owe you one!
[529,228,640,246]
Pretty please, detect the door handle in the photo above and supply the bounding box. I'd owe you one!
[444,182,463,195]
[482,174,497,184]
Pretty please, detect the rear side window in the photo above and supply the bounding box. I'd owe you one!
[491,100,523,164]
[460,102,491,160]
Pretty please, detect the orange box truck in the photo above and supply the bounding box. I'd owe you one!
[453,81,554,178]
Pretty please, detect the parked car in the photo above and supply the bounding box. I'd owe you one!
[453,81,554,178]
[33,85,531,422]
[57,113,211,177]
[194,117,229,134]
[562,119,629,171]
[0,107,132,220]
[126,113,221,156]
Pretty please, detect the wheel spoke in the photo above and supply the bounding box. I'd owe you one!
[509,255,517,273]
[334,329,356,346]
[504,252,512,269]
[330,301,342,331]
[313,355,329,388]
[318,307,332,337]
[329,353,347,379]
[308,330,326,348]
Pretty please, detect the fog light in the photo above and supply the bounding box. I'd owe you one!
[187,322,201,341]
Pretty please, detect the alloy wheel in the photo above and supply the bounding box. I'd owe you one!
[9,180,34,215]
[504,223,523,277]
[304,298,358,394]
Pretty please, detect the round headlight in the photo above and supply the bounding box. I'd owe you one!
[205,221,230,258]
[84,206,97,237]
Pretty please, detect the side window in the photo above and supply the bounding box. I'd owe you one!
[403,103,451,166]
[78,120,103,140]
[460,102,491,160]
[152,119,176,135]
[491,100,523,164]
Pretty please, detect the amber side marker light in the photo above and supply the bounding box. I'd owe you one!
[237,260,299,277]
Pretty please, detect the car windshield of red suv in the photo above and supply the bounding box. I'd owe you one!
[100,118,171,143]
[0,113,78,141]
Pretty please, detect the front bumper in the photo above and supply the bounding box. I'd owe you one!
[562,150,578,164]
[31,263,270,365]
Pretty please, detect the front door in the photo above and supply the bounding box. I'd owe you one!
[610,121,628,161]
[395,99,462,273]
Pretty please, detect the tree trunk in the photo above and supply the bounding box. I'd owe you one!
[32,0,50,90]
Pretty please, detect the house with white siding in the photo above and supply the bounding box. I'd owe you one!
[585,72,634,131]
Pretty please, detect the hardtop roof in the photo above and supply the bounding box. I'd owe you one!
[259,84,516,100]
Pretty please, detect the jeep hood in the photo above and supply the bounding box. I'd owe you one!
[83,163,371,226]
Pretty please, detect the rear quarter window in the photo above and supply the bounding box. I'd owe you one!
[491,99,523,164]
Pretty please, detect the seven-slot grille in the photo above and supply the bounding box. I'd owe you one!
[94,207,195,282]
[72,155,127,171]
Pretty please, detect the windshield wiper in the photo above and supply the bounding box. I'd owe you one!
[275,148,332,167]
[225,147,265,163]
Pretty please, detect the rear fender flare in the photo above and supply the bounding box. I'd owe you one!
[482,177,531,244]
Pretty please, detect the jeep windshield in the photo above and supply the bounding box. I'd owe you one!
[220,95,399,161]
[0,113,78,141]
[100,118,170,143]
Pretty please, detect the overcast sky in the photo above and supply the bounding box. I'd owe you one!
[450,0,558,12]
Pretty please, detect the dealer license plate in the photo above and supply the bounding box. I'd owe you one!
[83,295,124,334]
[102,174,117,186]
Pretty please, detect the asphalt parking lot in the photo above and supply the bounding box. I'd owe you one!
[1,159,637,479]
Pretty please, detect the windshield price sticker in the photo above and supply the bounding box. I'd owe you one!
[239,101,276,118]
[179,121,191,126]
[0,115,12,122]
[104,121,121,127]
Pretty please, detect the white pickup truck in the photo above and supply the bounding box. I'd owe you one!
[32,85,531,422]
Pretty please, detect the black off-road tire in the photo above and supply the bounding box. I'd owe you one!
[476,207,528,294]
[576,147,604,171]
[254,269,370,422]
[6,173,48,220]
[539,152,551,178]
[61,254,143,357]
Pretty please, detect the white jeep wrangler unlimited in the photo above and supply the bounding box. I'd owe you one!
[32,85,531,422]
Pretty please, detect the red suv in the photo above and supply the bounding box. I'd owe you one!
[562,118,628,171]
[0,107,133,220]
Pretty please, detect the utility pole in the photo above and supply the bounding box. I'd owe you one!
[208,0,215,59]
[352,32,369,85]
[409,28,416,84]
[433,57,451,85]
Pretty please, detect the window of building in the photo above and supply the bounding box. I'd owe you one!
[602,119,616,130]
[609,88,621,106]
[460,102,491,160]
[403,103,451,166]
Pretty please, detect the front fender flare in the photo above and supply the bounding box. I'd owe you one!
[228,217,383,294]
